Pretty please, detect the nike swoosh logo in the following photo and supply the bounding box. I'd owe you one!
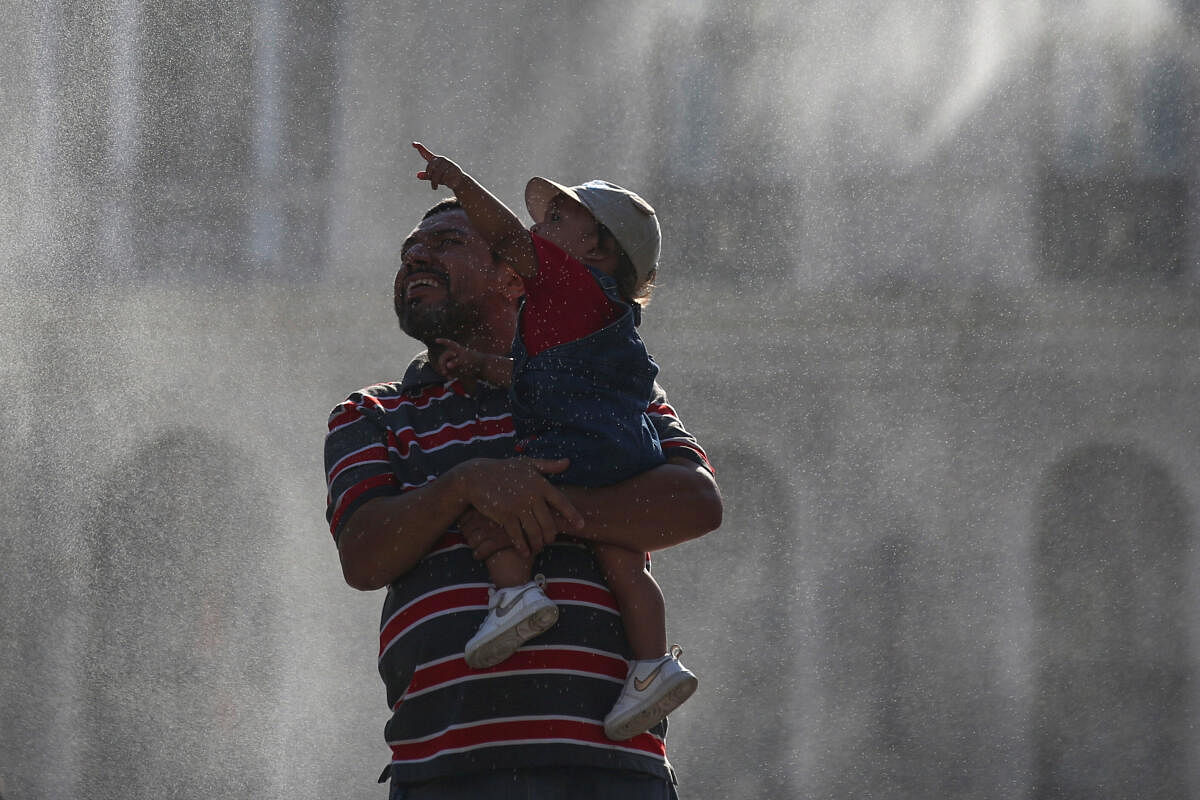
[494,583,541,619]
[633,659,668,692]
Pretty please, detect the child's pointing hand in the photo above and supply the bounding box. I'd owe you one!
[412,142,466,192]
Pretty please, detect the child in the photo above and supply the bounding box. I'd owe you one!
[412,142,698,741]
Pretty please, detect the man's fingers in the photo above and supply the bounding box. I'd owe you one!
[518,510,544,553]
[530,509,557,552]
[464,526,505,561]
[530,503,558,545]
[528,457,570,476]
[515,459,581,530]
[544,486,584,531]
[460,457,583,546]
[457,509,510,561]
[503,519,529,557]
[471,539,502,561]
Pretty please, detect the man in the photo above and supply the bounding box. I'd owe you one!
[325,199,721,799]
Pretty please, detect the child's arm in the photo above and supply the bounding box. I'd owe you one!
[412,142,538,278]
[436,338,514,387]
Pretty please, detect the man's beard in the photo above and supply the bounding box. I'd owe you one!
[397,293,482,351]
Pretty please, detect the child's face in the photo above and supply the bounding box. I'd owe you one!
[531,194,607,269]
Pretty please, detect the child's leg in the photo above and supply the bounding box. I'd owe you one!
[595,542,697,741]
[592,542,666,660]
[486,547,534,589]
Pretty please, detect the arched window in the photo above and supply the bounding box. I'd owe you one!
[38,1,339,282]
[77,428,281,799]
[1033,442,1192,798]
[643,11,799,286]
[658,444,799,799]
[1035,35,1193,282]
[815,517,923,797]
[126,2,256,279]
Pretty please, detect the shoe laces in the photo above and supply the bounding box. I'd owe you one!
[488,574,549,610]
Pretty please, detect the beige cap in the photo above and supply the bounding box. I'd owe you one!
[526,177,661,283]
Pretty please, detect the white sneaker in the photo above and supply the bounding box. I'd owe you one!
[603,644,698,740]
[464,575,559,669]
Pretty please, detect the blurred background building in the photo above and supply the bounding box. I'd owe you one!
[2,1,1198,798]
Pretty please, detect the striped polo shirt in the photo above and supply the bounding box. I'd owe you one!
[324,353,711,785]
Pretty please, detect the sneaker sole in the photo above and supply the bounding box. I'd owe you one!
[604,673,699,741]
[464,604,559,669]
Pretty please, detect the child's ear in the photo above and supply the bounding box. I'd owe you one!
[498,264,525,303]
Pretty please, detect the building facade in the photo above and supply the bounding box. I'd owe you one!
[3,2,1199,798]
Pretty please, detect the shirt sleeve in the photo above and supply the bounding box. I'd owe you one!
[646,383,713,474]
[324,390,402,541]
[520,233,622,356]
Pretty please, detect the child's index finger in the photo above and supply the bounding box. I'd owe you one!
[412,141,435,162]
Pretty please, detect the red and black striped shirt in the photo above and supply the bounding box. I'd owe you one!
[324,354,711,785]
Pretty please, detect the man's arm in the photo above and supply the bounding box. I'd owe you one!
[337,465,473,591]
[338,457,584,590]
[562,457,722,552]
[459,380,721,560]
[461,457,722,563]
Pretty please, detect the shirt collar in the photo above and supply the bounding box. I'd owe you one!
[399,351,443,393]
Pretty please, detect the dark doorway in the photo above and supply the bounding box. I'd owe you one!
[77,428,280,799]
[1033,442,1192,798]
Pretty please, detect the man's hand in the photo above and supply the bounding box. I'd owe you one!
[456,457,584,557]
[413,142,466,192]
[457,508,512,562]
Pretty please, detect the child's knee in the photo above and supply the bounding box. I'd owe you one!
[596,546,649,585]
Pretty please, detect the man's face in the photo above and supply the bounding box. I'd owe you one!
[395,208,504,346]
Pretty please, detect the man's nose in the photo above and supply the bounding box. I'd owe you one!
[402,244,432,272]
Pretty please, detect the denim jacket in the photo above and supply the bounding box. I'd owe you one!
[510,266,665,486]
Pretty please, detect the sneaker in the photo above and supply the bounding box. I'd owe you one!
[464,574,559,669]
[603,644,698,740]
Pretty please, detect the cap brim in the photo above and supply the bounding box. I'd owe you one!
[525,176,580,224]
